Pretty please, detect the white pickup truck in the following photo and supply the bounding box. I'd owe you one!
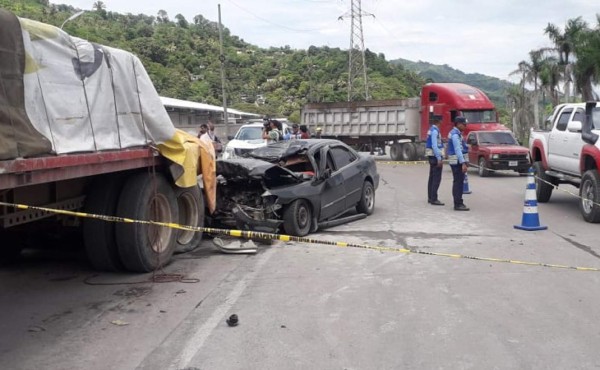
[529,102,600,222]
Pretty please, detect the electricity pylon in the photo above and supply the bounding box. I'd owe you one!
[339,0,372,101]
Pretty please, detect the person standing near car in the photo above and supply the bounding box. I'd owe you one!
[447,116,469,211]
[262,119,282,143]
[426,115,444,206]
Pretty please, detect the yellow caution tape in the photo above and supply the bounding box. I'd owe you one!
[0,200,598,272]
[378,160,428,165]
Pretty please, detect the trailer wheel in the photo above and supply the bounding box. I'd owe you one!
[478,157,490,177]
[579,170,600,223]
[116,172,179,272]
[83,175,125,271]
[283,199,312,237]
[416,143,426,160]
[174,185,205,253]
[356,180,375,215]
[534,162,553,203]
[390,143,401,161]
[400,142,416,161]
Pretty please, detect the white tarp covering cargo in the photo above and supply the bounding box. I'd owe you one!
[0,10,212,190]
[0,9,174,158]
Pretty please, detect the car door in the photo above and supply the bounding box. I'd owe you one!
[561,108,586,175]
[467,132,478,163]
[329,145,362,208]
[547,107,572,172]
[315,146,347,220]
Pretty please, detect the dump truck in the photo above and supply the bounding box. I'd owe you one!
[301,83,507,161]
[0,9,216,272]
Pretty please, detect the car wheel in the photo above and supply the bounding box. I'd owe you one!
[283,199,312,237]
[478,157,490,177]
[533,162,554,203]
[356,181,375,215]
[579,170,600,223]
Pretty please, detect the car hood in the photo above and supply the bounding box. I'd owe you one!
[249,140,311,162]
[216,158,301,185]
[226,139,267,150]
[478,145,529,153]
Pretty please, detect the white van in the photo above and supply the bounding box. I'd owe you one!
[222,121,291,159]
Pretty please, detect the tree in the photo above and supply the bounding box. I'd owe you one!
[572,16,600,101]
[93,1,106,11]
[545,17,587,103]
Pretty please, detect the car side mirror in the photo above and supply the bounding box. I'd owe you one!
[568,120,583,133]
[227,135,235,140]
[468,138,477,145]
[320,168,332,180]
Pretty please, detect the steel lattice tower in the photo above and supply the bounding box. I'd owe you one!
[346,0,370,101]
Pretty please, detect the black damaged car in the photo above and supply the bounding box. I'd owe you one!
[211,139,379,236]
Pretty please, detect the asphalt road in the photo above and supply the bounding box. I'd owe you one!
[2,161,600,370]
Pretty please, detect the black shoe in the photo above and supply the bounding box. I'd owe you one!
[430,200,445,206]
[454,204,470,211]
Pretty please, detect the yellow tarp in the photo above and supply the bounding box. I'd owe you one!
[157,129,217,213]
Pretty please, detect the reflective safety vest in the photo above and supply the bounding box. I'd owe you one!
[446,127,468,164]
[425,125,443,157]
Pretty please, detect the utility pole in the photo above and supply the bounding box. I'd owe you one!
[339,0,372,102]
[218,4,229,134]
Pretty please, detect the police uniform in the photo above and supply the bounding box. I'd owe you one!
[447,117,470,211]
[426,118,444,205]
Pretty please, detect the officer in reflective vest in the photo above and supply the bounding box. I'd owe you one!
[447,116,470,211]
[426,115,444,205]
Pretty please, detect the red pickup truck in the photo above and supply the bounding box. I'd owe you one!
[466,130,531,176]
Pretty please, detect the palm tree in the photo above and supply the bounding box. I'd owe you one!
[545,17,587,103]
[93,1,106,11]
[572,16,600,101]
[539,55,561,107]
[510,50,545,129]
[506,85,534,142]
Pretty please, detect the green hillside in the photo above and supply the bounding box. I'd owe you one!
[392,58,513,108]
[1,0,512,121]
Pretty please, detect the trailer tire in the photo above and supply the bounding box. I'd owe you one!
[534,161,553,203]
[283,199,312,237]
[116,172,179,272]
[400,142,416,161]
[83,175,125,271]
[579,170,600,223]
[356,180,375,215]
[390,143,401,161]
[174,185,205,253]
[416,143,426,160]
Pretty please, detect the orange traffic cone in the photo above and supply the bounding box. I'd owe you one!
[514,167,547,231]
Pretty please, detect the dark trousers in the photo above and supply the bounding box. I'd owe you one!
[427,156,442,202]
[450,164,465,206]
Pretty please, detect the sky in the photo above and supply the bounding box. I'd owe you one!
[55,0,599,82]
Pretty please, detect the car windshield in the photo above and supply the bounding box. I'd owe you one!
[477,132,518,145]
[461,110,497,123]
[235,126,263,140]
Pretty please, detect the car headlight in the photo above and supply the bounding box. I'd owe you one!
[491,154,499,159]
[222,146,234,159]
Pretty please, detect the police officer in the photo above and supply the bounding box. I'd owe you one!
[447,116,469,211]
[426,115,444,205]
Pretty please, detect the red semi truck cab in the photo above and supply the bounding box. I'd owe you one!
[419,83,506,141]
